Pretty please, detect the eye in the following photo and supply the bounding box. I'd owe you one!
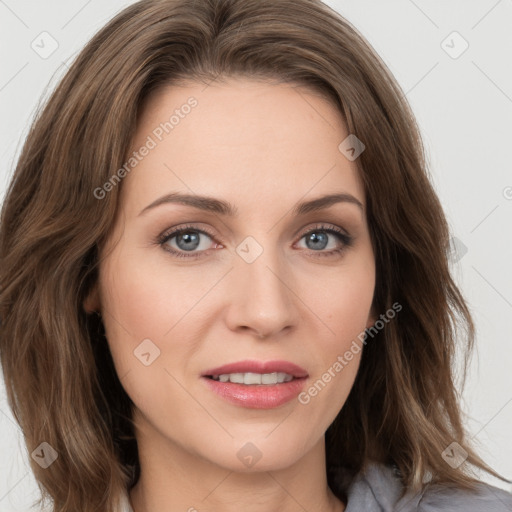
[296,224,353,258]
[157,223,353,259]
[158,224,220,259]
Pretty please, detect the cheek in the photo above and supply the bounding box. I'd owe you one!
[98,254,202,420]
[101,249,212,337]
[293,258,374,410]
[309,263,375,345]
[98,248,223,381]
[297,272,373,433]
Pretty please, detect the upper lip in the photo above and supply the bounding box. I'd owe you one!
[202,360,309,378]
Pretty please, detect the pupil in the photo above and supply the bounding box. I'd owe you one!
[308,232,327,250]
[177,231,200,251]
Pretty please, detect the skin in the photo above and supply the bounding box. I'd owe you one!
[85,77,376,512]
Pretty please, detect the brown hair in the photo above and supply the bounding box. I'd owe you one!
[0,0,508,511]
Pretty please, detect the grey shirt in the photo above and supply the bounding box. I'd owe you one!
[119,461,512,511]
[332,461,512,511]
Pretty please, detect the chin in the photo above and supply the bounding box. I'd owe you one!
[197,432,313,473]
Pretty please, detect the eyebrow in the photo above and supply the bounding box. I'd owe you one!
[138,191,364,217]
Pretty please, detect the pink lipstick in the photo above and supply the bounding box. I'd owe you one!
[201,359,309,409]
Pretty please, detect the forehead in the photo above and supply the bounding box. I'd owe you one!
[121,77,365,217]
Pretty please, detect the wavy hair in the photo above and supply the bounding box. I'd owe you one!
[0,0,508,511]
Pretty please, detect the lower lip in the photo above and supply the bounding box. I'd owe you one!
[201,376,308,409]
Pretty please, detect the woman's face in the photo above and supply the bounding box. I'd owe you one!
[90,77,376,472]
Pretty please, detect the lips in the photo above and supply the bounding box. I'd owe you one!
[200,360,309,409]
[202,359,309,378]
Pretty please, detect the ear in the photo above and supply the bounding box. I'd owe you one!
[83,282,101,314]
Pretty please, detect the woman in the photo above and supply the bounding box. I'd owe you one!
[1,1,511,511]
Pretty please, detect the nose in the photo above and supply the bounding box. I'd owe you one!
[224,245,300,339]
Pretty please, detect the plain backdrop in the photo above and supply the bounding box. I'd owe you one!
[0,0,511,510]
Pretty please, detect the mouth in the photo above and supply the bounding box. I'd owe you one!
[201,360,309,409]
[205,372,298,385]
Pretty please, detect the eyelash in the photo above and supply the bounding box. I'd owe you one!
[157,223,354,260]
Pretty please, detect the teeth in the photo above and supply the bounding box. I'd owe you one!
[211,372,294,384]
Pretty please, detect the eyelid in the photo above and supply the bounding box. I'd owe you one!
[295,223,350,239]
[158,223,217,243]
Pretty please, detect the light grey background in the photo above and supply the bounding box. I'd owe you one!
[1,0,511,510]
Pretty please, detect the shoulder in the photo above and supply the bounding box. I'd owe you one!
[414,480,512,512]
[330,461,512,512]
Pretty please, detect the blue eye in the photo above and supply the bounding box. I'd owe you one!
[158,223,353,259]
[159,225,217,258]
[297,226,353,258]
